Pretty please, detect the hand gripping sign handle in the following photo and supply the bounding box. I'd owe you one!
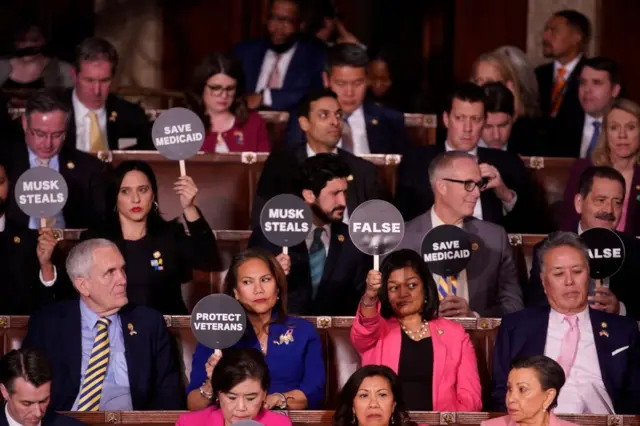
[373,255,380,272]
[179,159,186,177]
[40,218,47,228]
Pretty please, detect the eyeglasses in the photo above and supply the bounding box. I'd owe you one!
[442,178,488,192]
[206,84,236,96]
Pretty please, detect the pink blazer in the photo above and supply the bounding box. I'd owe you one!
[350,304,482,412]
[481,414,580,426]
[176,407,292,426]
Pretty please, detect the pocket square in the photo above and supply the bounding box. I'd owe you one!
[611,346,629,356]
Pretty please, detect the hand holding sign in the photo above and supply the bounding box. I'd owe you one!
[173,175,198,210]
[191,294,247,350]
[260,194,313,255]
[14,167,68,229]
[152,108,206,176]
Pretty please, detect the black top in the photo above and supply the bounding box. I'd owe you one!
[398,331,433,411]
[2,77,44,90]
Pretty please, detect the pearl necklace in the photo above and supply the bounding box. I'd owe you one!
[401,321,429,341]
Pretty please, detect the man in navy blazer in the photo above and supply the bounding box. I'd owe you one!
[491,231,640,414]
[232,0,325,112]
[22,239,184,411]
[285,43,410,155]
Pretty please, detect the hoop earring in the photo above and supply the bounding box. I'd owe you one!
[391,416,395,424]
[153,201,159,211]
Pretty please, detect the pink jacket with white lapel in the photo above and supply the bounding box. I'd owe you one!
[350,304,482,411]
[481,414,580,426]
[176,407,292,426]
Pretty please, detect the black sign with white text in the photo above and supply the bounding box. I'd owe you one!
[421,225,473,276]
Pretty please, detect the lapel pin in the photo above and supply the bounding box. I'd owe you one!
[601,322,608,328]
[347,174,354,181]
[437,329,444,335]
[128,323,137,336]
[109,111,118,122]
[66,161,75,170]
[371,119,378,125]
[636,185,640,190]
[153,251,161,259]
[599,330,609,338]
[472,242,479,250]
[13,236,20,244]
[337,234,345,243]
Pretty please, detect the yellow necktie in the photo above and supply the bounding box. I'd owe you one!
[77,317,111,411]
[88,111,106,152]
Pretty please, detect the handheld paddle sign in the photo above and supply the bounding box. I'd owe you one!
[421,225,473,277]
[191,294,247,350]
[259,194,313,255]
[14,167,68,228]
[151,107,206,176]
[580,227,625,280]
[348,200,405,270]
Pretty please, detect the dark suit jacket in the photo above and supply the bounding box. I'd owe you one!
[0,406,85,426]
[536,58,587,157]
[525,230,640,320]
[251,144,387,229]
[248,221,371,315]
[560,159,640,236]
[232,38,325,112]
[393,145,539,232]
[22,301,184,411]
[491,306,640,414]
[283,102,411,154]
[4,139,106,229]
[65,91,153,151]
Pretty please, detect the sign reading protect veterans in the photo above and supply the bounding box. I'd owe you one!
[421,225,472,276]
[580,227,625,279]
[259,194,312,248]
[349,200,404,256]
[14,167,68,218]
[191,294,247,349]
[151,107,205,161]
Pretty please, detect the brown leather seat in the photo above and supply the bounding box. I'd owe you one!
[405,113,438,147]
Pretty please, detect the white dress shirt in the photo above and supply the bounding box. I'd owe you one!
[339,106,369,155]
[255,44,298,107]
[544,307,614,414]
[306,143,350,223]
[72,91,107,153]
[579,115,602,159]
[554,54,583,82]
[0,214,5,232]
[5,404,38,426]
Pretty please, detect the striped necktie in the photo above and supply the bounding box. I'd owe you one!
[77,317,111,411]
[437,275,457,300]
[550,67,567,117]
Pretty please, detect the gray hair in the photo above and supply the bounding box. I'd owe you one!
[428,151,478,187]
[538,231,590,272]
[66,238,119,281]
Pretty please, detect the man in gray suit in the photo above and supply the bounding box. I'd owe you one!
[396,151,523,318]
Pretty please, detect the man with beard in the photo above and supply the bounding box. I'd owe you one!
[249,153,372,315]
[525,166,640,319]
[232,0,326,111]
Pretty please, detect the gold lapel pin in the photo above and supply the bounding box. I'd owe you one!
[472,242,479,250]
[153,251,161,259]
[437,329,444,335]
[347,175,354,181]
[13,236,20,244]
[636,185,640,190]
[337,235,345,242]
[66,161,75,170]
[371,119,378,125]
[601,322,608,328]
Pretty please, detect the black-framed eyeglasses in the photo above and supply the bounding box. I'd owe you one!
[206,84,236,96]
[442,178,488,192]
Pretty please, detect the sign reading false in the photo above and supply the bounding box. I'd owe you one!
[580,227,625,279]
[151,107,206,176]
[14,167,68,228]
[260,194,312,255]
[349,200,405,270]
[191,294,247,349]
[421,225,472,276]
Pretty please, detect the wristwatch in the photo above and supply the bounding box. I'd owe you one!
[200,384,213,399]
[275,393,287,409]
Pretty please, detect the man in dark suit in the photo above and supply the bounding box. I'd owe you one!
[67,37,153,152]
[252,88,385,228]
[232,0,325,112]
[525,166,640,319]
[492,231,640,414]
[4,89,106,230]
[250,154,372,315]
[22,239,184,411]
[284,43,410,154]
[394,82,538,232]
[536,10,590,157]
[395,151,522,318]
[0,348,84,426]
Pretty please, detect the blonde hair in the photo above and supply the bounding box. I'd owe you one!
[471,52,525,118]
[494,46,541,118]
[591,98,640,166]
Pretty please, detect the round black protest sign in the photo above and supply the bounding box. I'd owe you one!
[191,294,247,349]
[421,225,472,276]
[14,167,68,218]
[151,107,206,160]
[580,227,625,279]
[349,200,405,256]
[260,194,312,247]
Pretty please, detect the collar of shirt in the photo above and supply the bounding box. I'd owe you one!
[0,215,5,232]
[306,143,338,158]
[445,141,478,157]
[578,222,585,235]
[554,54,583,79]
[584,114,602,128]
[549,305,590,327]
[478,138,508,151]
[72,90,106,122]
[5,403,38,426]
[305,223,331,252]
[28,148,59,171]
[79,298,119,330]
[430,208,464,229]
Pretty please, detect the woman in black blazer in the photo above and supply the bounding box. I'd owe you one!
[82,160,219,314]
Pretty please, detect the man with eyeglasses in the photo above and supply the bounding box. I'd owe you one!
[4,89,106,233]
[394,82,539,233]
[395,150,522,318]
[232,0,326,111]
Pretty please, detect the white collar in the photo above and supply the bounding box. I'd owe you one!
[0,215,5,232]
[306,143,338,158]
[550,305,589,325]
[5,403,40,426]
[577,222,585,235]
[584,114,602,126]
[72,90,106,119]
[554,54,583,77]
[430,208,464,229]
[445,140,478,157]
[346,105,365,121]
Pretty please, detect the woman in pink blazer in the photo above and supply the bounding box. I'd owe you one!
[351,249,482,411]
[176,348,291,426]
[481,355,578,426]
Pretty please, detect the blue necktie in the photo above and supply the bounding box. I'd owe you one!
[585,121,601,159]
[309,228,326,299]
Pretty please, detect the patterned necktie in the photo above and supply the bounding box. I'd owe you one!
[267,55,282,89]
[77,317,111,411]
[342,115,354,153]
[557,315,579,377]
[437,275,457,300]
[309,228,326,299]
[550,67,567,117]
[88,111,106,152]
[585,121,602,159]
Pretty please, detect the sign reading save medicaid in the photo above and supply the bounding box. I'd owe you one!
[14,167,68,219]
[421,225,473,276]
[580,227,625,279]
[151,107,206,161]
[259,194,313,249]
[191,294,247,349]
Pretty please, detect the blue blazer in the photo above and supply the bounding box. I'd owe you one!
[491,306,640,414]
[284,101,410,154]
[233,38,325,112]
[22,300,185,411]
[187,316,326,409]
